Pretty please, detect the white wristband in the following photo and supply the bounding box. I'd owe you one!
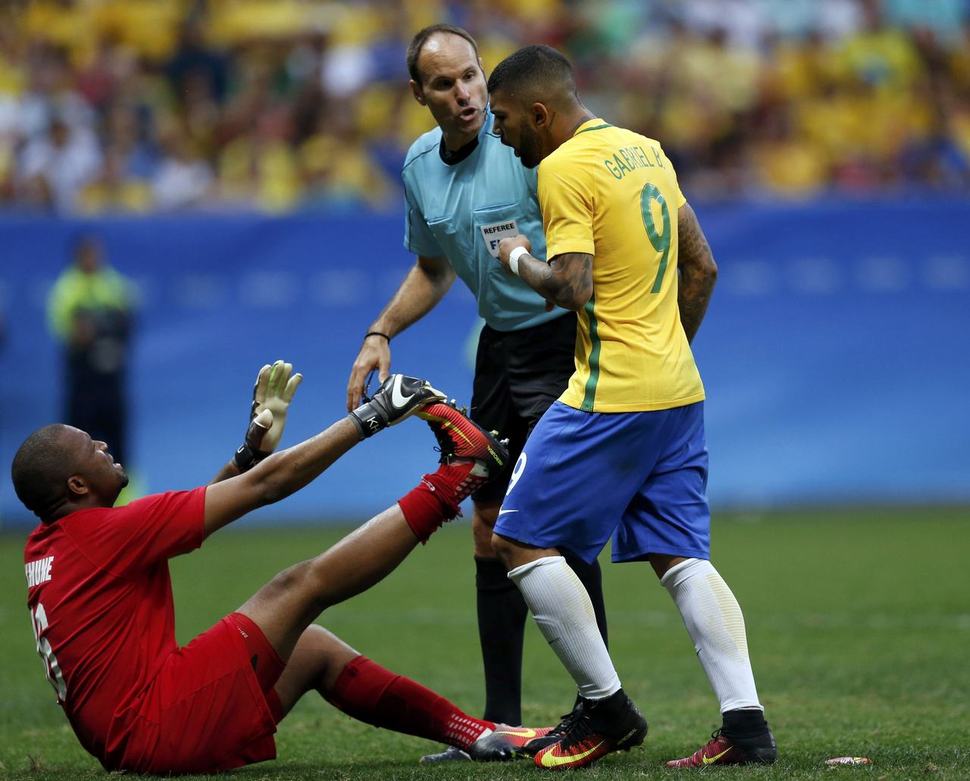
[508,246,530,276]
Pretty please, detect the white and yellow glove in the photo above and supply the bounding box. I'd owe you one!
[233,360,303,471]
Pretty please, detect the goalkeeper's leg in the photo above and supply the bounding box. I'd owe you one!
[228,404,521,759]
[268,625,522,760]
[238,467,486,662]
[236,401,506,664]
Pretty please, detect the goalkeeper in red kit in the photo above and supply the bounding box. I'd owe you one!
[15,361,547,774]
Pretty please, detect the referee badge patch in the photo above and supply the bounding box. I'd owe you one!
[480,219,519,258]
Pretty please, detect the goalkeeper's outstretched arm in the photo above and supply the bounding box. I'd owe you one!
[203,373,443,537]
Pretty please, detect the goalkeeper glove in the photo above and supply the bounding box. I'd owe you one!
[233,360,303,470]
[349,373,444,439]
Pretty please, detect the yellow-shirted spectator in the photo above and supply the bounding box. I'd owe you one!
[0,22,26,97]
[753,136,831,197]
[91,0,186,62]
[679,31,761,114]
[834,26,924,92]
[78,177,152,213]
[767,34,842,101]
[298,130,395,211]
[3,0,969,208]
[218,128,301,212]
[796,92,868,161]
[77,146,152,213]
[659,95,727,157]
[401,0,446,36]
[209,0,334,46]
[393,90,438,149]
[23,0,97,67]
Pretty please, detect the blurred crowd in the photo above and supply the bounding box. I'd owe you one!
[0,0,968,215]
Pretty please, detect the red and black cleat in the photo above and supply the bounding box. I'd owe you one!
[417,402,508,501]
[665,728,777,768]
[532,689,647,770]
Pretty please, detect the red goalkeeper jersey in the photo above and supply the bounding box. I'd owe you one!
[23,489,206,761]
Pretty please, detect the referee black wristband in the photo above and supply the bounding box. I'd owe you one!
[364,331,390,343]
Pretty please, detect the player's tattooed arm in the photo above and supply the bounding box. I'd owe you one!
[531,252,593,311]
[677,203,717,343]
[497,235,592,310]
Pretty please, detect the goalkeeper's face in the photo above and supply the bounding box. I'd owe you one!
[65,428,129,505]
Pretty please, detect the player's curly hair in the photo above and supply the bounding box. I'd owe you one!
[407,24,481,85]
[12,424,73,521]
[487,44,574,98]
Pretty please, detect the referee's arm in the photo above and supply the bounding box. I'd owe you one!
[368,254,457,339]
[346,255,456,410]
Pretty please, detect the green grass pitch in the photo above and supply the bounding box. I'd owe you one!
[2,507,968,780]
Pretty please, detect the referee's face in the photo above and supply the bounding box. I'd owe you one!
[410,33,487,150]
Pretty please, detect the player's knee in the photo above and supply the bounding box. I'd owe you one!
[472,502,500,529]
[298,625,359,694]
[264,559,317,604]
[277,625,358,703]
[489,532,516,566]
[470,507,497,555]
[302,625,352,665]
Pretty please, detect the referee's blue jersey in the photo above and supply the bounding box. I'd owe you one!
[402,110,561,333]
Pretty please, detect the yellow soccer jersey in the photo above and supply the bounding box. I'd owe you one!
[538,119,705,412]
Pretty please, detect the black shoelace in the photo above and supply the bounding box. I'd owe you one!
[544,701,589,746]
[426,401,467,463]
[556,711,598,751]
[429,423,453,463]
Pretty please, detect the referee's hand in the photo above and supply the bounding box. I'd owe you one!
[347,334,391,411]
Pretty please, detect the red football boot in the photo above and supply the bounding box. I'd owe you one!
[533,689,647,770]
[418,401,508,501]
[666,728,777,768]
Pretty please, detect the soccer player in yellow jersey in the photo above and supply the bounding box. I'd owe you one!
[484,46,778,770]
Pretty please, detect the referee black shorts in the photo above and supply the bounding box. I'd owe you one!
[469,312,576,504]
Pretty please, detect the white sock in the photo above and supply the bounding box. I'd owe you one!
[509,556,621,700]
[661,558,763,713]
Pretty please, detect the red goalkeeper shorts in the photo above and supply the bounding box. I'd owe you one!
[106,612,285,774]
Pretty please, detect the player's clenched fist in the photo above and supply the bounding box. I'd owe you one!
[497,234,532,269]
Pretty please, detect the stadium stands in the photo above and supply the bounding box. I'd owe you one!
[0,0,967,213]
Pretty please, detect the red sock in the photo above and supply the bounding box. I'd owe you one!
[325,655,494,750]
[397,461,485,542]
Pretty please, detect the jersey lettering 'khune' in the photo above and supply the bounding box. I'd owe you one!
[24,489,211,765]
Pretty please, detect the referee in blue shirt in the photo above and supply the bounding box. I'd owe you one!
[346,24,609,762]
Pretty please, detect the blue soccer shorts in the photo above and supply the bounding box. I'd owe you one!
[493,400,711,564]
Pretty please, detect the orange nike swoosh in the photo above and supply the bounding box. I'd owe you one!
[538,741,605,768]
[702,747,733,765]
